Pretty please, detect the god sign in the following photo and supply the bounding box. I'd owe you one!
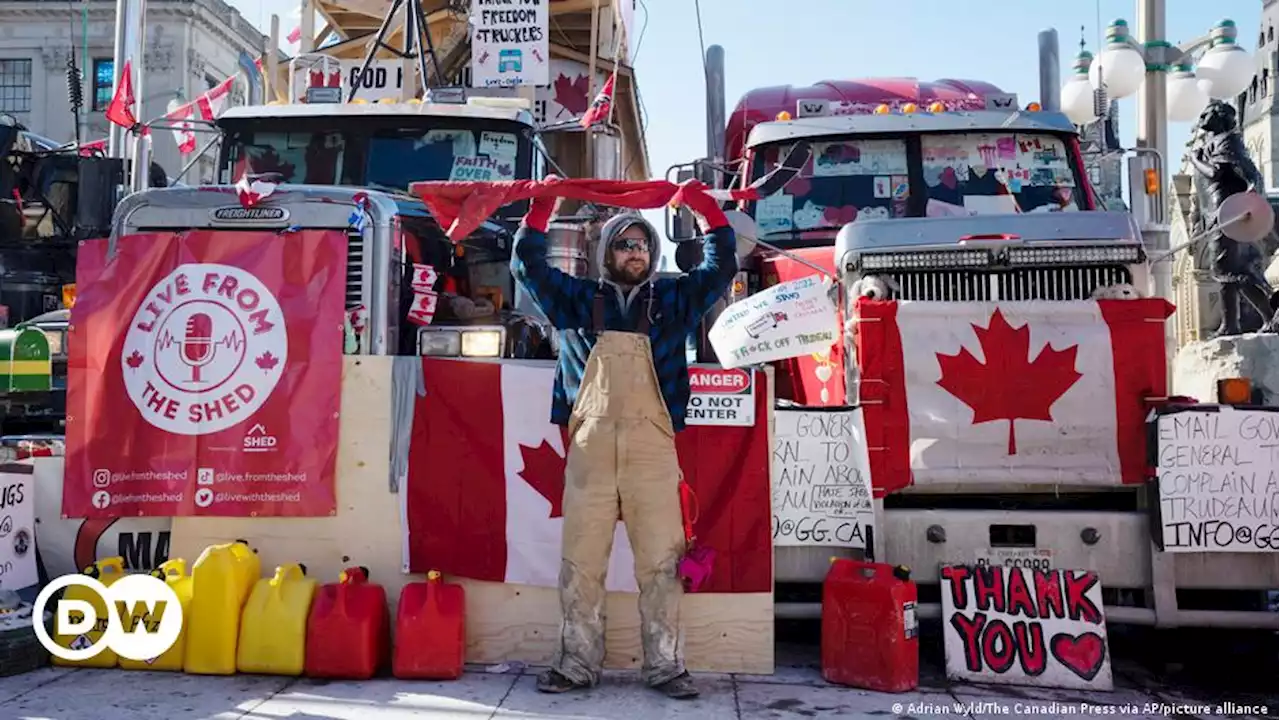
[32,573,184,662]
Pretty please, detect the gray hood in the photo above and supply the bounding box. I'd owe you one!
[596,212,663,290]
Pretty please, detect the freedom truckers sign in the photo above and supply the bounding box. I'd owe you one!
[64,230,348,517]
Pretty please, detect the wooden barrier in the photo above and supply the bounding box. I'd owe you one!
[170,356,775,674]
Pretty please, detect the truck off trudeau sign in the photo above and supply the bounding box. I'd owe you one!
[685,368,754,426]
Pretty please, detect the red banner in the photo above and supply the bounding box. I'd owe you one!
[64,230,347,517]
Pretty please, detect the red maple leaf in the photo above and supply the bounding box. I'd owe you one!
[553,73,590,116]
[255,351,280,370]
[935,308,1082,455]
[125,350,144,369]
[518,426,570,518]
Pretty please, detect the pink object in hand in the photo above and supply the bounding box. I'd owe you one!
[677,545,716,593]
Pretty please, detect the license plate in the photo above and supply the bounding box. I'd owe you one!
[975,548,1054,572]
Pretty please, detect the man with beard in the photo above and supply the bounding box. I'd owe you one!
[510,181,737,699]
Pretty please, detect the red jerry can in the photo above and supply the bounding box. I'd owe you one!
[304,566,390,679]
[393,570,466,680]
[821,559,919,692]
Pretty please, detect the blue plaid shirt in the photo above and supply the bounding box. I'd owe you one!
[511,225,738,431]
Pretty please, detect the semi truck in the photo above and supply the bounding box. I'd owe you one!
[669,45,1277,629]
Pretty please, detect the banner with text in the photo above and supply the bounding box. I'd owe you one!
[0,464,36,591]
[63,230,347,518]
[709,275,840,369]
[1151,405,1278,553]
[771,408,874,547]
[470,0,550,88]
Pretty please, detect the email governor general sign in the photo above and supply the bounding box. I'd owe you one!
[685,368,755,427]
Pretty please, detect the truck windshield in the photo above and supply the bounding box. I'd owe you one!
[751,131,1085,237]
[229,131,346,185]
[221,119,531,193]
[366,128,520,192]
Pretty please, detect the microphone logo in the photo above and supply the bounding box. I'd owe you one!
[181,312,215,383]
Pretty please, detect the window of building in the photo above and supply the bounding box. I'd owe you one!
[92,58,114,111]
[205,74,218,90]
[0,59,33,113]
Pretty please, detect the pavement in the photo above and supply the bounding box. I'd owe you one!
[1,639,1276,720]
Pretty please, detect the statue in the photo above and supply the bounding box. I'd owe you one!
[1186,101,1278,336]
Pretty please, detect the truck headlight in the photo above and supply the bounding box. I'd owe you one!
[419,330,461,356]
[1006,245,1142,265]
[461,330,503,357]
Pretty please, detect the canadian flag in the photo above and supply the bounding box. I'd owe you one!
[165,75,235,154]
[405,359,772,594]
[854,298,1173,495]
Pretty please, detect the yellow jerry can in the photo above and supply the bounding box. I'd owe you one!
[118,558,192,671]
[183,540,261,675]
[237,563,318,676]
[52,556,127,668]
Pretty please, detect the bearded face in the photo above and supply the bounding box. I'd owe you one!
[606,225,652,285]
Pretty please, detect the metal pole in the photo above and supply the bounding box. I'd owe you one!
[1135,0,1173,356]
[107,0,130,157]
[1037,29,1061,112]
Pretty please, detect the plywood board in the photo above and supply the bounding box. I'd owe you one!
[170,356,775,675]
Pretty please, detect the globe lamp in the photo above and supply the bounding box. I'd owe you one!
[1166,63,1210,122]
[1195,21,1255,100]
[1088,20,1146,99]
[1060,51,1099,125]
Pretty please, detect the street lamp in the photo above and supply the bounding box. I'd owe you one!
[1060,18,1257,126]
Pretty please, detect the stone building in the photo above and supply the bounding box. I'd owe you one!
[1240,0,1278,189]
[0,0,268,182]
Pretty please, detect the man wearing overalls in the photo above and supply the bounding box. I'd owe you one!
[511,187,737,699]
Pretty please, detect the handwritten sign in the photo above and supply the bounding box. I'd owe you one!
[0,464,36,590]
[480,131,518,159]
[771,409,874,548]
[449,155,516,182]
[1153,406,1279,553]
[940,565,1114,691]
[685,368,755,427]
[708,275,839,369]
[470,0,550,88]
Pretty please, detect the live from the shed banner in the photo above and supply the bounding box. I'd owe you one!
[63,230,348,518]
[771,408,875,548]
[1153,406,1279,553]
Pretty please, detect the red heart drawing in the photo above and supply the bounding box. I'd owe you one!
[1050,632,1107,682]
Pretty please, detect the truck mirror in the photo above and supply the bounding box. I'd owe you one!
[664,161,701,243]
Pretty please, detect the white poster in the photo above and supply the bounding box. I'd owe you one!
[685,368,755,427]
[709,275,839,369]
[771,408,874,548]
[0,465,37,590]
[940,565,1114,691]
[470,0,550,88]
[1155,407,1279,553]
[291,59,407,102]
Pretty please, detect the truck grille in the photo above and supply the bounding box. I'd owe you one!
[347,232,364,307]
[886,265,1131,302]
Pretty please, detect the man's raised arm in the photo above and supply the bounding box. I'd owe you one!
[674,184,740,321]
[510,190,594,330]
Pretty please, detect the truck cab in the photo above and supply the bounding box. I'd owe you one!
[114,97,558,363]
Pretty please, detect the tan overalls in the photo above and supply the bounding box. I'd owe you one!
[554,292,687,687]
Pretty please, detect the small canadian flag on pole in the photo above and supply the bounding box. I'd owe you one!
[579,73,615,128]
[104,59,138,129]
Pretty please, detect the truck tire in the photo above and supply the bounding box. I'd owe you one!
[0,623,49,677]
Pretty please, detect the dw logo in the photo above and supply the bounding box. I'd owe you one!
[33,573,183,662]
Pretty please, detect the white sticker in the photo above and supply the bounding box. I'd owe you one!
[903,601,918,639]
[479,131,518,159]
[873,176,891,199]
[754,193,794,233]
